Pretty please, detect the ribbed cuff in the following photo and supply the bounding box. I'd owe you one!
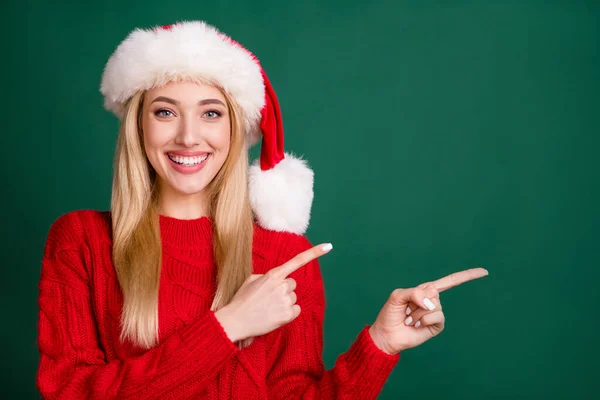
[179,310,240,363]
[342,325,400,394]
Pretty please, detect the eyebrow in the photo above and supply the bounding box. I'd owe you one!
[150,96,226,107]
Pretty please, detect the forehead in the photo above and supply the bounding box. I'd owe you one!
[145,80,226,103]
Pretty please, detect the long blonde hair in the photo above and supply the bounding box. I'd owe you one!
[111,79,255,349]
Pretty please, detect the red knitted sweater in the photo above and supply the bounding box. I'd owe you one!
[36,210,400,399]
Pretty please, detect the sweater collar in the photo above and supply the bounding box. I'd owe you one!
[158,214,213,248]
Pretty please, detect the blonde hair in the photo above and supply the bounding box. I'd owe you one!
[111,79,255,350]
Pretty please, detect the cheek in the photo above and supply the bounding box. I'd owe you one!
[140,120,169,174]
[206,122,231,155]
[142,120,177,169]
[143,120,169,150]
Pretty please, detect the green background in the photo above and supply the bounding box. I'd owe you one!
[3,0,598,398]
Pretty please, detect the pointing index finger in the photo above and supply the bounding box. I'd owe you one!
[433,267,489,292]
[272,243,333,278]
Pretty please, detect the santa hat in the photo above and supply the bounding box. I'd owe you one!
[100,21,313,234]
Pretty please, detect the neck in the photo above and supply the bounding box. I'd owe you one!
[157,180,210,219]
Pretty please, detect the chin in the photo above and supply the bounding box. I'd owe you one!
[154,159,219,196]
[171,181,209,196]
[157,172,208,195]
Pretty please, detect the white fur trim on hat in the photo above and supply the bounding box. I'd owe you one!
[100,21,265,145]
[248,153,314,234]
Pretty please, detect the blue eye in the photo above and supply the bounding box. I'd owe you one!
[155,109,174,117]
[204,110,222,118]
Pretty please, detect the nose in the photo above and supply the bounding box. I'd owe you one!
[173,115,200,147]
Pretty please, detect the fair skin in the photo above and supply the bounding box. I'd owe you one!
[216,245,488,354]
[143,80,489,355]
[141,80,231,219]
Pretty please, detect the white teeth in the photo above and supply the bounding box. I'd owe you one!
[168,153,209,166]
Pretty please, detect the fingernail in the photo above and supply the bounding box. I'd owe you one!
[405,316,413,325]
[405,307,412,315]
[423,298,435,310]
[415,321,421,328]
[322,243,333,252]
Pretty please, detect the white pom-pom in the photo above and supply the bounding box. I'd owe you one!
[248,153,314,234]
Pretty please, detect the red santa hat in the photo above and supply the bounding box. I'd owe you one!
[100,21,313,234]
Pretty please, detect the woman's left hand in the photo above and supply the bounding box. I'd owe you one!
[368,268,488,355]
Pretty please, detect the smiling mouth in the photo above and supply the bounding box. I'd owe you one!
[166,153,211,166]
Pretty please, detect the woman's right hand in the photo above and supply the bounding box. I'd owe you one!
[215,242,333,343]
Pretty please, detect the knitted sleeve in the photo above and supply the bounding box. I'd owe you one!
[265,234,400,399]
[36,212,240,400]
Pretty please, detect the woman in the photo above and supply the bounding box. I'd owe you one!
[36,21,488,399]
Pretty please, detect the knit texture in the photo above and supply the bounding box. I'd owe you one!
[36,210,400,399]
